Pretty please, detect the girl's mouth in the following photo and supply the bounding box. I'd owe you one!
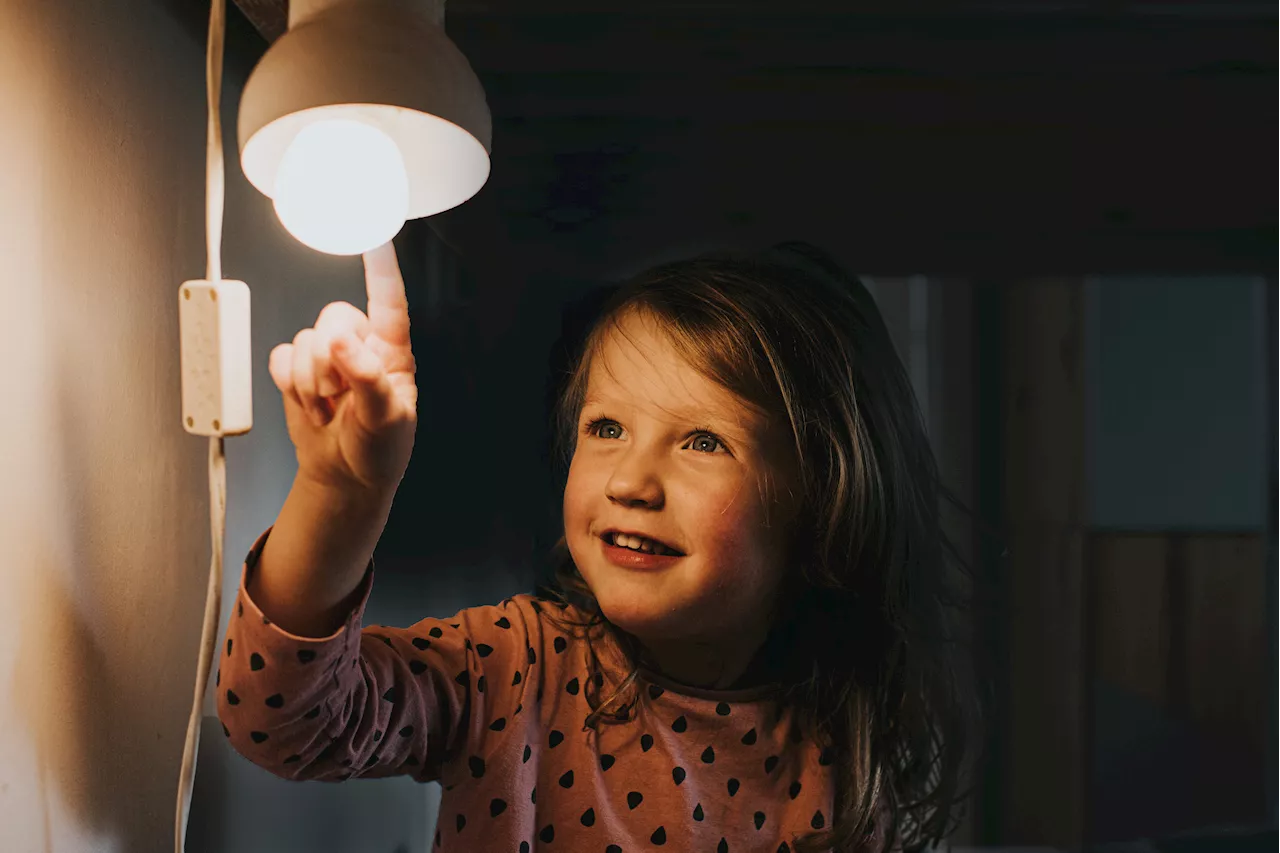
[600,534,684,570]
[602,531,682,556]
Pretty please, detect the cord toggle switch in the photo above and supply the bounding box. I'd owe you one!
[179,279,253,436]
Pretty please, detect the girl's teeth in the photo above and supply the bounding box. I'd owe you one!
[613,534,672,556]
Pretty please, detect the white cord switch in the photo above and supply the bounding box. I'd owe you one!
[179,279,253,436]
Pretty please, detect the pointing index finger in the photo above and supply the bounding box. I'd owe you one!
[362,241,410,347]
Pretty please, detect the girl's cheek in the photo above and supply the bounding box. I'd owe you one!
[699,481,753,527]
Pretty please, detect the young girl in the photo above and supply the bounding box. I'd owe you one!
[218,241,982,852]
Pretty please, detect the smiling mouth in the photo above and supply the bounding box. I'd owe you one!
[601,531,684,557]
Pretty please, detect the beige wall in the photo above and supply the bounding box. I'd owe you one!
[0,1,431,849]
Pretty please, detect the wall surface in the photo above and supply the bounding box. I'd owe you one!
[0,1,432,850]
[1087,277,1268,530]
[1083,276,1273,841]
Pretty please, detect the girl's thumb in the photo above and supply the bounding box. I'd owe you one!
[331,334,393,426]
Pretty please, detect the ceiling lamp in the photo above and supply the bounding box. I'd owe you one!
[237,0,491,255]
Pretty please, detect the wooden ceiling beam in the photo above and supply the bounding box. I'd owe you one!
[446,0,1275,17]
[231,0,287,42]
[448,17,1271,76]
[223,0,1274,45]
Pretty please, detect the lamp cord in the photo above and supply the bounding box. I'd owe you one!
[175,0,227,850]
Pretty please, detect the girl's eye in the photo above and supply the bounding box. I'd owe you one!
[584,417,725,454]
[586,417,622,440]
[690,434,723,454]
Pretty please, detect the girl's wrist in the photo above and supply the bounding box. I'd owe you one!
[293,470,397,521]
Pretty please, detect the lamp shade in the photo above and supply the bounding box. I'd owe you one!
[238,0,491,252]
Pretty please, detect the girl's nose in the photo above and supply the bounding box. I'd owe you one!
[605,459,664,509]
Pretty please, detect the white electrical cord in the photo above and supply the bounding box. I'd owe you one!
[175,0,228,850]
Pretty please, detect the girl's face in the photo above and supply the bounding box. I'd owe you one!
[562,310,796,685]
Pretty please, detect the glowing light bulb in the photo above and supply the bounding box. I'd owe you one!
[272,119,409,256]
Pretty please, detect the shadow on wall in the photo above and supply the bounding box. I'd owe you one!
[186,720,437,853]
[3,1,220,851]
[1,0,438,850]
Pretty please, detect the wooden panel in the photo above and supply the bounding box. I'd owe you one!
[1090,535,1170,708]
[1182,534,1269,746]
[1086,531,1270,836]
[1000,280,1087,847]
[1089,532,1268,745]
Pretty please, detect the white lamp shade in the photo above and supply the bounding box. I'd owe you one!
[238,0,492,224]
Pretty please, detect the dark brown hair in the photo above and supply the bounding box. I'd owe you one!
[534,243,985,852]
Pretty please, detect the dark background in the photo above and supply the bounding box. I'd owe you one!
[189,1,1277,850]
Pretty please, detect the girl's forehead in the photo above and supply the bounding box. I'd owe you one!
[584,320,765,436]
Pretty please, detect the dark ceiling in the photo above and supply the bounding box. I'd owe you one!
[206,0,1275,278]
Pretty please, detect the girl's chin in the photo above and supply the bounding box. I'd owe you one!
[590,585,687,636]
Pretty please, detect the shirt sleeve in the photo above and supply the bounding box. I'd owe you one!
[216,526,545,784]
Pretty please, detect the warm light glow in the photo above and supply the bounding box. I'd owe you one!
[272,119,409,256]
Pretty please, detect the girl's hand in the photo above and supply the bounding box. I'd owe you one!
[268,242,418,499]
